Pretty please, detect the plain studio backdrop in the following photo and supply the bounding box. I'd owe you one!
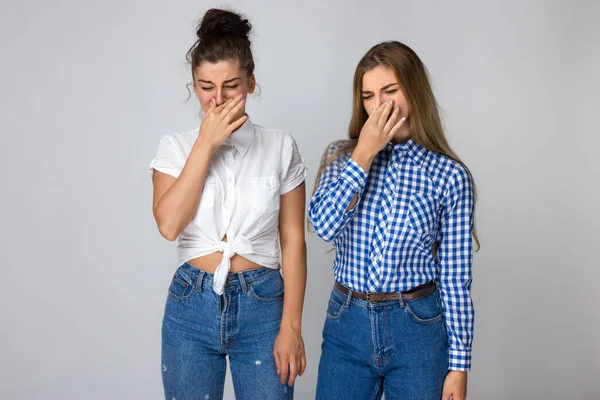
[1,0,599,399]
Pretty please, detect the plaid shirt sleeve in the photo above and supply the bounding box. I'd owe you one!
[308,156,368,243]
[437,165,475,371]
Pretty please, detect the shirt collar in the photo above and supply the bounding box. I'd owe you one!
[222,117,254,157]
[389,139,427,166]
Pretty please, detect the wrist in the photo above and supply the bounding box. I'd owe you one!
[351,146,376,172]
[448,370,468,376]
[193,136,217,154]
[279,319,302,333]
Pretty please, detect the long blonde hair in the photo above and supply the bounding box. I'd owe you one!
[312,41,479,250]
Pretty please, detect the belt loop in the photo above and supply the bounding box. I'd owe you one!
[345,287,353,308]
[398,290,405,308]
[238,272,247,294]
[195,271,205,292]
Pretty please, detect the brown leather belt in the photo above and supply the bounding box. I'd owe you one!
[334,280,437,303]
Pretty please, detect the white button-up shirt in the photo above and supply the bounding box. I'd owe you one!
[150,119,307,294]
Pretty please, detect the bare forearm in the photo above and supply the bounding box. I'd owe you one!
[154,142,213,240]
[280,240,307,331]
[351,146,376,173]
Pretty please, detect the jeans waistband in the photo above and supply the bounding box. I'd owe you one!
[332,280,439,308]
[180,261,279,292]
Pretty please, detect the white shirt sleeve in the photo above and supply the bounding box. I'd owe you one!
[279,133,307,194]
[149,135,184,178]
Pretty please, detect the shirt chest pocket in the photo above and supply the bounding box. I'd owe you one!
[251,176,280,213]
[407,192,441,236]
[198,177,216,210]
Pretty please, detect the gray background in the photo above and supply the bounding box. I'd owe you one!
[1,0,599,399]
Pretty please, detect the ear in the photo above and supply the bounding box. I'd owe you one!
[247,74,256,94]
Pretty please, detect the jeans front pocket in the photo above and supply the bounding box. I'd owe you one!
[326,287,347,320]
[167,267,195,301]
[248,270,285,302]
[404,289,443,325]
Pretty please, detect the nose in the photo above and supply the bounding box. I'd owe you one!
[373,95,396,111]
[215,89,224,106]
[372,95,381,110]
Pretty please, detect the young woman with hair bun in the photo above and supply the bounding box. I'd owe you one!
[150,9,307,399]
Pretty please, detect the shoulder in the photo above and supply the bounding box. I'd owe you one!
[253,124,293,142]
[429,153,472,197]
[153,128,197,160]
[252,124,301,152]
[325,139,354,155]
[162,128,197,148]
[320,139,354,167]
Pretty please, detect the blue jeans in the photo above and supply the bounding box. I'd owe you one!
[161,262,293,400]
[316,283,449,400]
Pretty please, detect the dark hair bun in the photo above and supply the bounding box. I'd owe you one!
[187,8,255,77]
[197,9,251,40]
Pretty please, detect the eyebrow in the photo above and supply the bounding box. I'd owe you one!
[197,77,242,85]
[361,82,399,94]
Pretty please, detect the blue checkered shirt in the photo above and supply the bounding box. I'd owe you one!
[308,139,475,371]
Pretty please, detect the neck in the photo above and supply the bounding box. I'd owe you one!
[391,126,411,144]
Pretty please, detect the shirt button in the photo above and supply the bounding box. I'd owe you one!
[226,157,233,162]
[379,221,385,228]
